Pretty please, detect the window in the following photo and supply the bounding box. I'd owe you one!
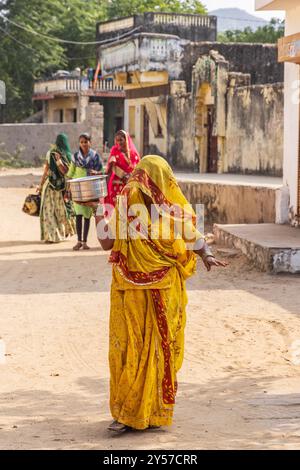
[65,108,77,123]
[53,109,64,123]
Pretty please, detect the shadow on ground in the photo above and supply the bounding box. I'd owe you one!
[1,374,300,450]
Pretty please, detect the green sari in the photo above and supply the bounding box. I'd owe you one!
[40,133,76,242]
[48,133,72,192]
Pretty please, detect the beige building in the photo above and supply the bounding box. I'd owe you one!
[97,12,217,169]
[33,77,125,148]
[32,12,285,177]
[256,0,300,225]
[97,12,284,175]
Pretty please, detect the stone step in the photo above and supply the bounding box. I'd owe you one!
[213,223,300,274]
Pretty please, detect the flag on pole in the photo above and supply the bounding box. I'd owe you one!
[93,62,101,88]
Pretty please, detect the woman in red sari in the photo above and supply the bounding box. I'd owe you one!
[105,130,140,207]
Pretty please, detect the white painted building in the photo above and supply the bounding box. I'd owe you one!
[256,0,300,226]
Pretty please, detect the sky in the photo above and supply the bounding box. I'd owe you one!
[204,0,285,21]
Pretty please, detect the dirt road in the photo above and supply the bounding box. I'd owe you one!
[1,170,300,450]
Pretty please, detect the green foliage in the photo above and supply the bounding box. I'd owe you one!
[218,18,285,44]
[0,0,107,123]
[106,0,207,18]
[0,0,206,124]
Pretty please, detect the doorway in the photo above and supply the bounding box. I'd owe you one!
[207,106,218,173]
[94,98,124,148]
[195,83,217,173]
[115,116,123,133]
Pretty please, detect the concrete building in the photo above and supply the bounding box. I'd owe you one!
[97,12,217,168]
[33,76,125,149]
[97,12,284,175]
[31,12,284,175]
[256,0,300,227]
[210,1,300,274]
[173,42,284,174]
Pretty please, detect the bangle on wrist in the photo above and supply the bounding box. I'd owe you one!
[201,248,214,260]
[95,203,105,217]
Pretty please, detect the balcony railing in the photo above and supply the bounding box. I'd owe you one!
[152,12,214,28]
[34,78,124,96]
[99,16,134,35]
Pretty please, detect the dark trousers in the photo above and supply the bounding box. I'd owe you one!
[76,215,90,243]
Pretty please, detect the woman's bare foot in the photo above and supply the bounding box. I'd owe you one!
[73,242,83,251]
[107,420,128,434]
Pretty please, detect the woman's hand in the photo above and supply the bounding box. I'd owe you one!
[203,256,228,272]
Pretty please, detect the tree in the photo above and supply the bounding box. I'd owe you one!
[0,0,107,122]
[106,0,206,19]
[0,0,207,123]
[218,18,285,44]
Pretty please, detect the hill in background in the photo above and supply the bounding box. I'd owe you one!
[208,8,269,32]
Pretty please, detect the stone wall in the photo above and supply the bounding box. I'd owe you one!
[0,103,103,163]
[178,180,277,225]
[85,103,103,153]
[225,83,284,176]
[97,12,217,43]
[167,92,196,171]
[182,42,284,92]
[169,59,283,174]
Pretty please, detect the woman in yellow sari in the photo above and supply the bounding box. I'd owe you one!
[92,156,226,432]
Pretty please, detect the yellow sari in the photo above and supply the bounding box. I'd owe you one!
[108,156,204,430]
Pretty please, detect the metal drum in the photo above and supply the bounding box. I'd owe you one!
[68,176,108,203]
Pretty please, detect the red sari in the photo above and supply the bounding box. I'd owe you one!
[105,131,140,207]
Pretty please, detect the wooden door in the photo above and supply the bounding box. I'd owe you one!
[207,106,218,173]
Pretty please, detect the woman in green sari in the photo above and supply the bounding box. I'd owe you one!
[38,133,76,243]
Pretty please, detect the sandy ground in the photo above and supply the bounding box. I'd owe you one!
[1,170,300,450]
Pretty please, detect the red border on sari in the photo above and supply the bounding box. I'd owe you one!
[109,251,170,285]
[151,289,176,405]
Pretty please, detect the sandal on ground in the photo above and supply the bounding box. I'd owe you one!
[82,243,90,250]
[107,420,128,434]
[73,242,83,251]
